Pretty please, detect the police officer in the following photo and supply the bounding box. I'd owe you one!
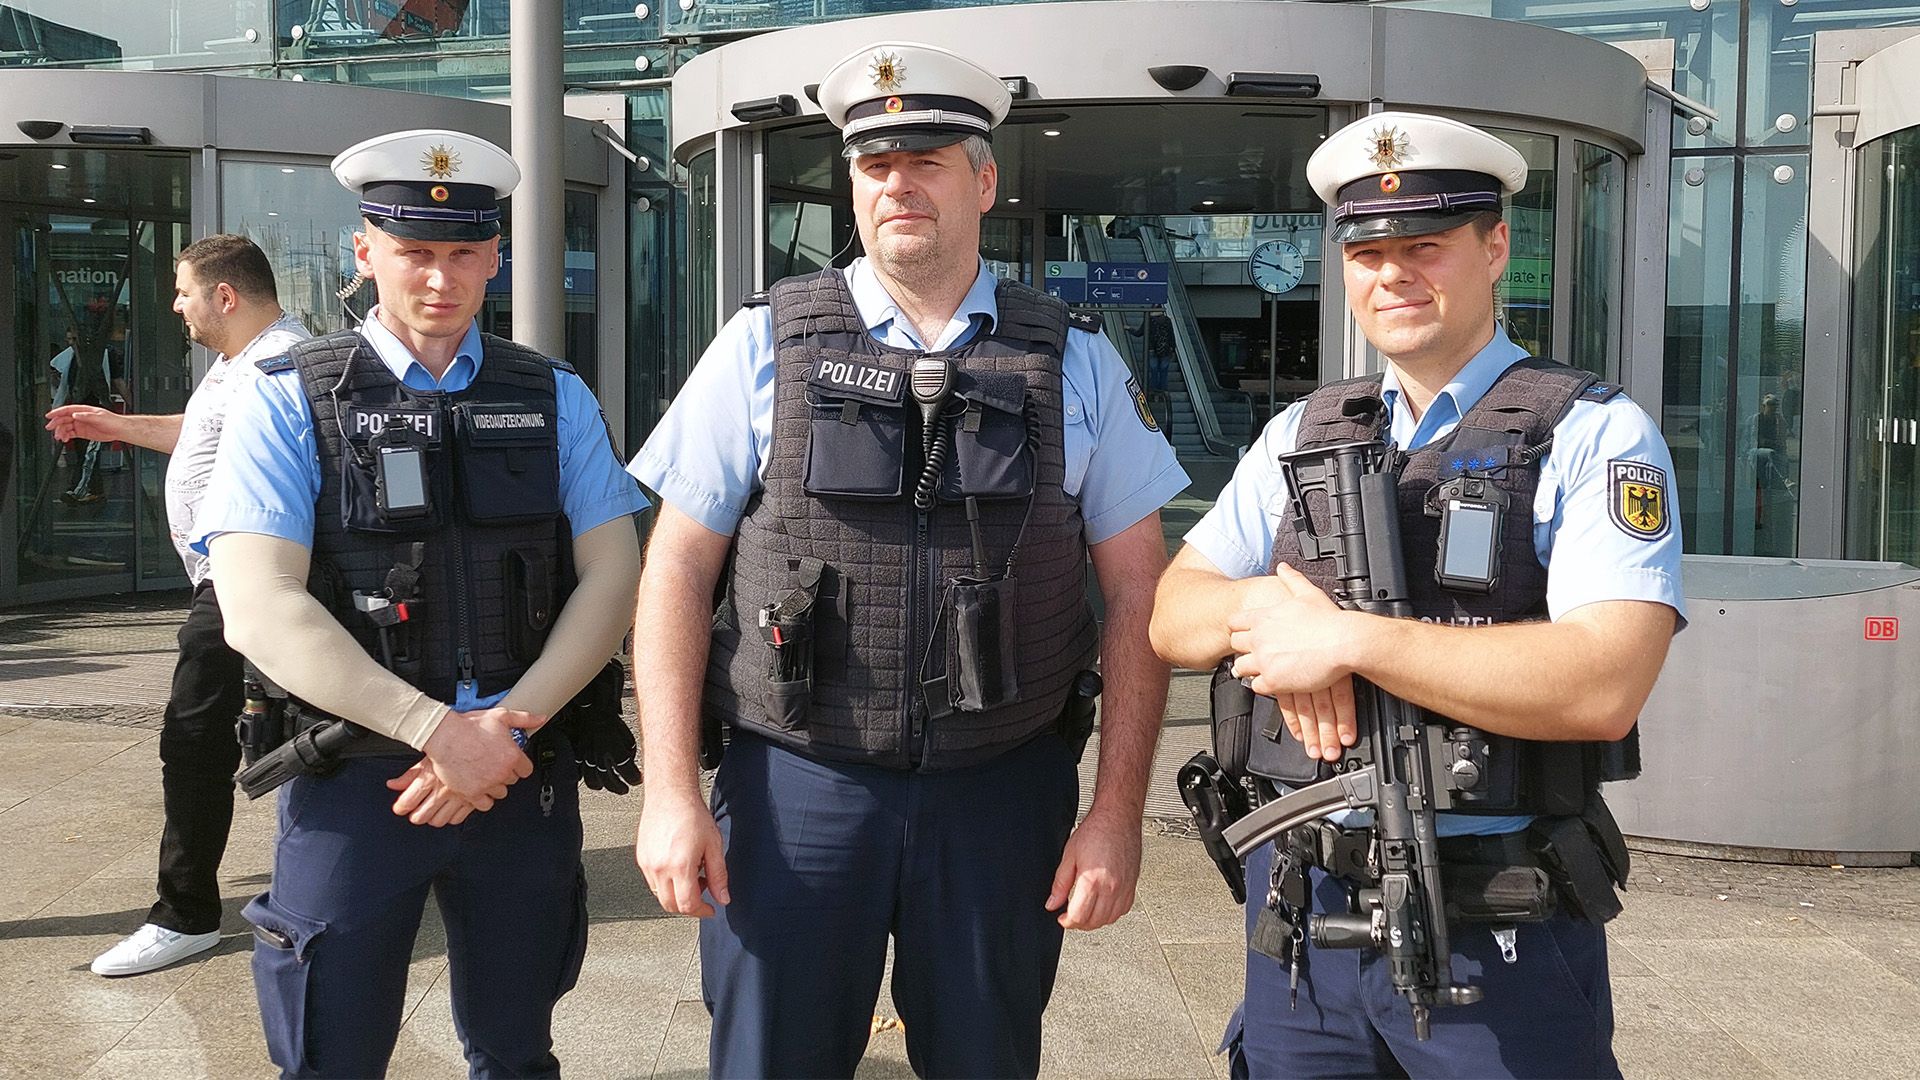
[1149,112,1685,1078]
[48,235,311,978]
[629,41,1188,1079]
[192,130,648,1078]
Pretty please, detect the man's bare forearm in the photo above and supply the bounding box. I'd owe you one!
[1348,601,1677,742]
[1149,547,1290,670]
[632,508,731,802]
[117,413,185,454]
[1085,515,1173,821]
[1086,590,1167,823]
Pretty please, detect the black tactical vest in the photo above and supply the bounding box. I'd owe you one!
[281,330,572,708]
[1260,358,1628,815]
[705,270,1101,771]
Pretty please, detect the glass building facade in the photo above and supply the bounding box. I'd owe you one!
[6,0,1920,596]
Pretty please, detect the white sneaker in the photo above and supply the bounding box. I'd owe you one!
[90,923,220,977]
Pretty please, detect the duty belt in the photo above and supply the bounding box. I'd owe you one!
[285,700,414,759]
[1284,821,1541,885]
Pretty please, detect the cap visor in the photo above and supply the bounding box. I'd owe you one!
[846,131,968,156]
[369,217,502,243]
[1330,210,1485,244]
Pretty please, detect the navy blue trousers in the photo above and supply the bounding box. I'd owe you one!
[245,752,587,1079]
[700,732,1081,1079]
[1228,840,1621,1080]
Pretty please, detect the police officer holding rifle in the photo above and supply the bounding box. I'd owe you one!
[1150,112,1684,1077]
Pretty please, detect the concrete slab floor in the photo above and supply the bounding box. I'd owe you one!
[1,710,1917,1078]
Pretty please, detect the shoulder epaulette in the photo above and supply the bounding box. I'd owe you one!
[546,357,578,375]
[256,355,296,375]
[1065,309,1103,334]
[741,290,771,308]
[1579,380,1624,404]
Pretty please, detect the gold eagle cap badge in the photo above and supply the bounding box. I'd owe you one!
[421,144,462,180]
[868,49,906,93]
[1366,124,1411,170]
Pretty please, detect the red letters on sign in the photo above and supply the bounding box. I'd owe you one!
[1865,617,1899,642]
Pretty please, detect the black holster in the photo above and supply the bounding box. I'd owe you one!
[1526,791,1630,923]
[1055,669,1102,762]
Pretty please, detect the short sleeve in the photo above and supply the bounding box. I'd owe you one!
[190,369,323,554]
[1065,328,1190,545]
[1181,403,1307,580]
[555,368,650,536]
[627,306,775,536]
[1537,395,1688,626]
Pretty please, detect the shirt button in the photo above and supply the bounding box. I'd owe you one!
[1066,404,1081,418]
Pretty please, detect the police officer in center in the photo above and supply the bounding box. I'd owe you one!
[192,130,648,1078]
[1149,112,1685,1077]
[629,41,1188,1078]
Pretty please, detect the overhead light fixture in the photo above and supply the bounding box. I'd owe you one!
[1042,129,1062,137]
[16,119,64,140]
[1001,76,1029,100]
[1200,200,1216,207]
[268,211,280,217]
[1225,72,1321,99]
[82,197,97,204]
[281,167,297,174]
[1147,65,1209,92]
[70,125,154,145]
[730,94,799,124]
[50,162,69,170]
[1007,197,1021,204]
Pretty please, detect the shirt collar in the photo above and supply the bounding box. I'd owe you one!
[1378,322,1529,451]
[361,306,484,391]
[842,256,999,351]
[226,313,308,366]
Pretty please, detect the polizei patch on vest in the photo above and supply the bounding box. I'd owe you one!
[1607,459,1669,540]
[808,358,906,406]
[345,406,440,442]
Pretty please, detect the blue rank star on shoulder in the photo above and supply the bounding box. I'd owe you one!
[256,354,297,375]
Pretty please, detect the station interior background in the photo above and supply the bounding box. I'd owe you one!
[3,0,1918,605]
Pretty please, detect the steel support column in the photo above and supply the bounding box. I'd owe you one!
[510,0,564,356]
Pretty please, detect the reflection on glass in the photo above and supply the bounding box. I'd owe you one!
[0,1,273,69]
[1731,155,1807,557]
[1490,129,1555,358]
[1571,142,1625,378]
[1663,155,1735,555]
[1847,131,1920,566]
[136,219,192,583]
[562,189,601,388]
[1744,0,1920,148]
[686,149,719,376]
[1394,0,1740,149]
[221,161,360,337]
[13,215,134,585]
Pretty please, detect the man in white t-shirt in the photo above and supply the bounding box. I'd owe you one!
[48,234,311,977]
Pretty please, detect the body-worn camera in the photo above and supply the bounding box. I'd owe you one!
[1434,475,1508,593]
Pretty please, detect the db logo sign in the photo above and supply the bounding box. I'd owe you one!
[1865,617,1899,642]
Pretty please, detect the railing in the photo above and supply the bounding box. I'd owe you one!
[1137,223,1251,457]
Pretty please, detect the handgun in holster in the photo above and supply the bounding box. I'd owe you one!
[1178,751,1253,904]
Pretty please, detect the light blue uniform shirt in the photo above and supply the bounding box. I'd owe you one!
[1186,323,1685,836]
[629,257,1190,543]
[192,309,651,711]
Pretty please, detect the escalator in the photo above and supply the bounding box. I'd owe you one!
[1073,218,1250,464]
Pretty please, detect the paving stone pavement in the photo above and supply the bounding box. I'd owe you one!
[3,571,1918,1078]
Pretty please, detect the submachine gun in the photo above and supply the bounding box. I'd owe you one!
[1182,437,1483,1039]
